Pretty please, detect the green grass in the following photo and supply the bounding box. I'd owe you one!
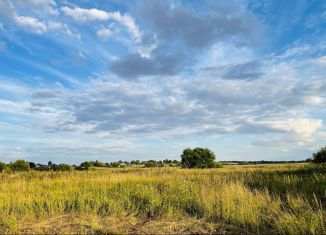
[0,164,325,234]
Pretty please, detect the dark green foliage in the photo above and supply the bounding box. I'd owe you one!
[110,162,122,168]
[9,160,30,171]
[79,161,91,170]
[28,162,36,169]
[130,160,141,165]
[93,160,105,167]
[144,160,164,167]
[2,158,182,171]
[210,162,223,168]
[81,162,91,168]
[312,146,326,163]
[56,164,72,171]
[0,162,6,172]
[181,147,217,168]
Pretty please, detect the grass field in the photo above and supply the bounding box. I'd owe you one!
[0,163,325,234]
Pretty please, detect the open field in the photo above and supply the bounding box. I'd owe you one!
[0,163,325,234]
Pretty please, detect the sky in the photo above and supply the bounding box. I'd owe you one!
[0,0,326,164]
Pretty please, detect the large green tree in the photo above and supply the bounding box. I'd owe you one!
[181,147,216,168]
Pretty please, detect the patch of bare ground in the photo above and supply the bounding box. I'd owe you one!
[18,214,236,234]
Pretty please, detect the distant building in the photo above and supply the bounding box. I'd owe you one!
[35,164,49,171]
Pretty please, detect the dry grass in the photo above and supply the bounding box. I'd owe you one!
[0,163,325,234]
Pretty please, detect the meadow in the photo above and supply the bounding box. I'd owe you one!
[0,163,325,234]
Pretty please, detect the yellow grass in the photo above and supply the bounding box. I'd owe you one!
[0,163,325,234]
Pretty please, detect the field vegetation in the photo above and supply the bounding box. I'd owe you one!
[0,163,325,234]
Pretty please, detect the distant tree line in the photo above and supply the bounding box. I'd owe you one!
[220,160,309,165]
[77,159,182,169]
[0,160,75,172]
[0,159,182,172]
[1,145,324,173]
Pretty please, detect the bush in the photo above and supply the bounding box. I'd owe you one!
[181,147,217,168]
[78,161,91,170]
[93,160,105,167]
[56,164,72,171]
[0,162,6,172]
[130,160,140,165]
[144,160,164,167]
[28,162,36,169]
[9,160,30,172]
[210,162,223,168]
[312,146,326,163]
[110,162,121,168]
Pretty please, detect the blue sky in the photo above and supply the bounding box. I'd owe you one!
[0,0,326,164]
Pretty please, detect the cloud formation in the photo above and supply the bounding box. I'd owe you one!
[109,52,184,79]
[0,0,325,162]
[108,1,264,79]
[62,6,141,40]
[0,0,70,34]
[138,1,262,48]
[25,41,326,148]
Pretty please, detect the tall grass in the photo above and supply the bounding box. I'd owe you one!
[0,164,325,234]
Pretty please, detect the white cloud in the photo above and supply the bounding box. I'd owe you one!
[14,15,47,33]
[13,16,75,35]
[0,0,71,35]
[303,96,325,106]
[314,56,326,67]
[61,7,110,22]
[97,27,113,40]
[250,118,323,137]
[109,12,141,41]
[46,21,75,36]
[62,6,141,41]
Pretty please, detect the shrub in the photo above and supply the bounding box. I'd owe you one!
[144,160,164,167]
[312,146,326,163]
[210,162,223,168]
[78,161,91,170]
[93,160,105,167]
[110,162,121,168]
[130,160,140,165]
[9,160,30,172]
[0,162,6,172]
[56,164,72,171]
[181,147,217,168]
[28,162,36,169]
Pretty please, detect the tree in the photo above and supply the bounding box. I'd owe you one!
[56,164,72,171]
[144,160,161,167]
[93,160,105,167]
[0,162,6,172]
[28,162,36,169]
[79,161,91,170]
[111,162,121,168]
[181,147,217,168]
[312,146,326,163]
[9,160,30,171]
[131,160,140,165]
